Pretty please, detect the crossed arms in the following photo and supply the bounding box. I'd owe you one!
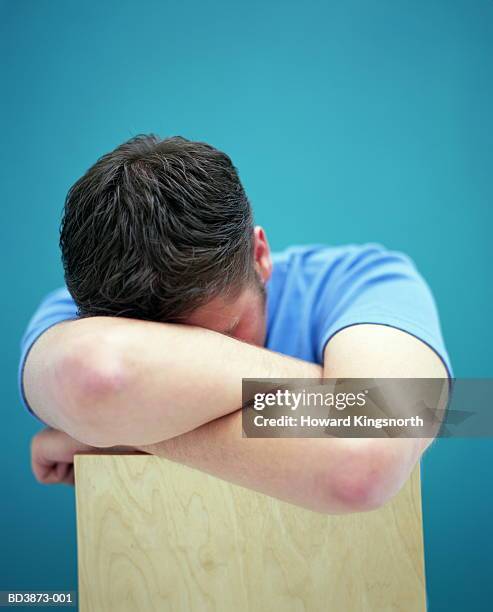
[24,316,448,514]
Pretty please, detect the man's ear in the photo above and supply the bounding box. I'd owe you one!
[253,226,272,283]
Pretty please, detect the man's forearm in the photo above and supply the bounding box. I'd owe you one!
[138,409,346,513]
[137,407,422,514]
[49,316,321,447]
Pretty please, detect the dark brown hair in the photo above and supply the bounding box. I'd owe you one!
[59,135,255,321]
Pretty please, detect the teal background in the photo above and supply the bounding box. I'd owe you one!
[1,0,492,609]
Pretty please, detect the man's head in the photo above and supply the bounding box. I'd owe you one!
[60,135,272,346]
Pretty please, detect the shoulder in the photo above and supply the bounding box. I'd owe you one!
[271,242,419,283]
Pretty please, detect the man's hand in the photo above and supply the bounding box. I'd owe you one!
[31,428,96,486]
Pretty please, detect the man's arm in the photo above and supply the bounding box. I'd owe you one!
[137,323,447,513]
[29,318,447,514]
[23,315,321,446]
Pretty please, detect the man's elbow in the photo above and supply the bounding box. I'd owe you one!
[328,463,393,513]
[55,337,127,447]
[318,441,416,514]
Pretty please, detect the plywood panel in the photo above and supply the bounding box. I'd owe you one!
[75,455,426,612]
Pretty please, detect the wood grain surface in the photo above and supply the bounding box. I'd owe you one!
[75,454,426,612]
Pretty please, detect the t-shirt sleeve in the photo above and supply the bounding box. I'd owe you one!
[312,243,453,377]
[18,286,79,422]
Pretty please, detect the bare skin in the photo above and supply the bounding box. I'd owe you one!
[27,228,447,513]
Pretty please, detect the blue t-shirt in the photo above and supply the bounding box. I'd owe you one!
[18,243,452,423]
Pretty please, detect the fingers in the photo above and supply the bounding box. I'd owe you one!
[55,462,75,486]
[30,426,112,487]
[33,460,74,486]
[55,461,68,481]
[31,428,79,486]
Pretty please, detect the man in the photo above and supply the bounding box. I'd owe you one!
[19,135,452,514]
